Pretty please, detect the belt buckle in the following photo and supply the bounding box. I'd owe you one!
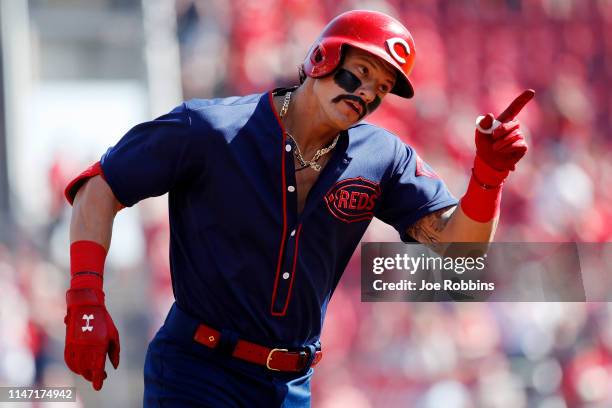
[266,348,288,371]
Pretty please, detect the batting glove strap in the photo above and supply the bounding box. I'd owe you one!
[66,287,105,307]
[472,155,509,187]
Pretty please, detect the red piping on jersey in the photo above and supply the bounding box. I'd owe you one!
[280,223,303,316]
[268,91,290,316]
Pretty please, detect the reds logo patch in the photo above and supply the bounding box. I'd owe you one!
[324,177,381,223]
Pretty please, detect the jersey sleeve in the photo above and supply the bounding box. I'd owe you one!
[100,103,206,207]
[375,142,458,242]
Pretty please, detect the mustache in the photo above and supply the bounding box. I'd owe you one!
[331,94,368,119]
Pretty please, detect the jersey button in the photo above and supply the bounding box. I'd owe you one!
[285,144,292,152]
[290,229,296,237]
[282,272,290,280]
[287,185,295,192]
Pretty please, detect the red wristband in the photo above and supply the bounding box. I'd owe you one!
[460,156,509,223]
[70,241,107,290]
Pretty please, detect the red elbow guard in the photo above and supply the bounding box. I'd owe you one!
[64,162,106,205]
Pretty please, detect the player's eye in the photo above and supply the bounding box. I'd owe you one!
[358,65,368,76]
[379,84,390,93]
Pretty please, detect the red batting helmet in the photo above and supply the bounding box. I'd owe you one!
[303,10,416,98]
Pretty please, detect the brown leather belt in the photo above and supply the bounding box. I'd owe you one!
[193,323,322,372]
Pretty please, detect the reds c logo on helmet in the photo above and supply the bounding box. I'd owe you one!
[302,10,416,98]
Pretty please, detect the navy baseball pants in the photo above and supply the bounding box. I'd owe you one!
[143,303,314,407]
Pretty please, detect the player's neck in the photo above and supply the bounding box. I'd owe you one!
[280,85,340,157]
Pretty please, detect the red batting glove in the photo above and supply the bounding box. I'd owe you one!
[475,89,534,175]
[64,241,119,391]
[64,288,120,391]
[461,90,535,222]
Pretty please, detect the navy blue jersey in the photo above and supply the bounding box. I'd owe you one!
[100,89,457,348]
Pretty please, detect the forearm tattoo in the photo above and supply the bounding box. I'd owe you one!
[406,206,456,244]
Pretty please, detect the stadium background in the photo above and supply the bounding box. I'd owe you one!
[0,0,611,406]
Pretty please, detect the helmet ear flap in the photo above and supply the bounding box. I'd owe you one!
[304,41,343,78]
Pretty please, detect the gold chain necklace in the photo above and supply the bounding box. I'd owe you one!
[279,91,339,172]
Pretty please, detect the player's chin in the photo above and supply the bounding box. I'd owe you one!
[336,115,359,130]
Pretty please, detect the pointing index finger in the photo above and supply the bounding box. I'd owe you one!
[496,89,535,123]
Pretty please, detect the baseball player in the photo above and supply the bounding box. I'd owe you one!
[62,10,533,407]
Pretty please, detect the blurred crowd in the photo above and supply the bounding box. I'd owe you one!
[2,0,612,406]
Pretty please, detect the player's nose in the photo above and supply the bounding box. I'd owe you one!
[357,84,376,104]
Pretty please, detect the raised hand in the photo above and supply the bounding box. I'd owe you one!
[475,89,535,172]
